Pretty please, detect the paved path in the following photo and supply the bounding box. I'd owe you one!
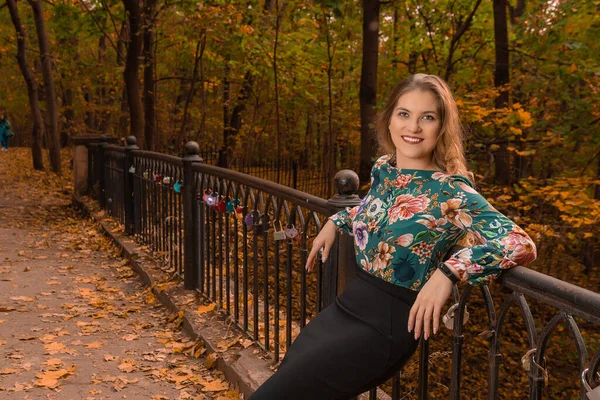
[0,150,237,399]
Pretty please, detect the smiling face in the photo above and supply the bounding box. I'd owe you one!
[388,89,441,170]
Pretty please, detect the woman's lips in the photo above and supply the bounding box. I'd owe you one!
[402,136,423,144]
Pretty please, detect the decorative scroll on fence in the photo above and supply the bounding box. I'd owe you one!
[85,137,600,400]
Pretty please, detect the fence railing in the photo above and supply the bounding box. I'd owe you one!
[82,136,600,400]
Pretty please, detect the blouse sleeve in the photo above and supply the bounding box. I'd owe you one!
[328,156,386,236]
[329,205,359,235]
[440,176,537,286]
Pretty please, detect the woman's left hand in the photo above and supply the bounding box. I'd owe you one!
[407,269,454,340]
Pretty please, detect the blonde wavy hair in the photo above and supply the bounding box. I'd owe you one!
[376,73,474,182]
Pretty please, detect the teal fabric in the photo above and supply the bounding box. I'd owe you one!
[0,119,11,139]
[330,155,537,290]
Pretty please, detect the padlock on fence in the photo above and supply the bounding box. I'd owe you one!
[273,221,286,241]
[582,369,600,400]
[442,303,470,330]
[284,225,298,240]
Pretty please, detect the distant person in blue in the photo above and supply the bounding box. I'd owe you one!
[0,109,12,151]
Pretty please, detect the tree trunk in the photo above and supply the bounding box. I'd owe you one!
[228,70,254,160]
[6,0,44,170]
[359,0,380,186]
[509,0,526,23]
[179,37,205,146]
[117,20,129,138]
[29,0,61,174]
[123,0,144,146]
[444,0,483,81]
[323,10,336,195]
[142,0,157,150]
[221,58,231,167]
[273,1,282,169]
[493,0,510,185]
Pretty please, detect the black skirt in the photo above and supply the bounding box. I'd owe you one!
[249,268,420,400]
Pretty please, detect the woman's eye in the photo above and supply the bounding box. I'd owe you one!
[422,115,436,121]
[398,112,409,117]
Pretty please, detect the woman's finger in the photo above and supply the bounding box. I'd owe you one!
[305,240,323,271]
[413,305,425,340]
[321,241,331,263]
[433,305,441,335]
[423,306,433,340]
[408,303,418,333]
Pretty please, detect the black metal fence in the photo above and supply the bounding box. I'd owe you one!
[85,137,600,400]
[197,144,333,198]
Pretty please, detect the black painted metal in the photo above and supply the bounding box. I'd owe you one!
[124,136,138,234]
[86,140,600,400]
[183,142,202,289]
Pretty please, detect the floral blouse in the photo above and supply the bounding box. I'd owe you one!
[330,155,537,290]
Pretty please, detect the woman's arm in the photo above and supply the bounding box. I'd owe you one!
[440,179,537,285]
[409,177,537,340]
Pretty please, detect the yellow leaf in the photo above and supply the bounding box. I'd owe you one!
[205,352,219,369]
[121,334,139,341]
[0,368,18,375]
[197,303,216,313]
[118,359,136,373]
[201,379,230,392]
[43,358,63,366]
[85,341,103,349]
[570,63,577,72]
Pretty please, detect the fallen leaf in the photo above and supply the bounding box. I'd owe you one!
[34,365,76,389]
[217,337,241,352]
[103,354,118,362]
[205,353,219,369]
[201,380,230,392]
[0,306,16,312]
[43,358,63,366]
[118,359,136,373]
[23,266,31,272]
[240,339,253,348]
[39,334,57,343]
[0,368,18,375]
[45,281,61,286]
[85,341,103,349]
[121,334,139,341]
[197,303,216,313]
[10,296,35,302]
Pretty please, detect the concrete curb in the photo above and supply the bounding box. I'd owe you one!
[73,195,274,399]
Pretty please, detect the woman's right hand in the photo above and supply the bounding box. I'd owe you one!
[305,219,337,272]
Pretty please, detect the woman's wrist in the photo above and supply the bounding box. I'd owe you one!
[437,262,460,285]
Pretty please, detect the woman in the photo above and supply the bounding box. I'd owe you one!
[248,74,537,399]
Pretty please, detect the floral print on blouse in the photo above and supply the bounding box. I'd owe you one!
[330,154,537,290]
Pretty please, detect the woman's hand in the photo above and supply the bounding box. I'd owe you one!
[305,220,337,272]
[407,268,456,340]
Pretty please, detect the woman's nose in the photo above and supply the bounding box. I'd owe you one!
[407,118,422,132]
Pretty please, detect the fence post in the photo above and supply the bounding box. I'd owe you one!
[323,169,361,308]
[96,138,107,208]
[123,136,139,235]
[183,141,203,290]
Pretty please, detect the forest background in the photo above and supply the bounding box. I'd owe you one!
[0,0,599,290]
